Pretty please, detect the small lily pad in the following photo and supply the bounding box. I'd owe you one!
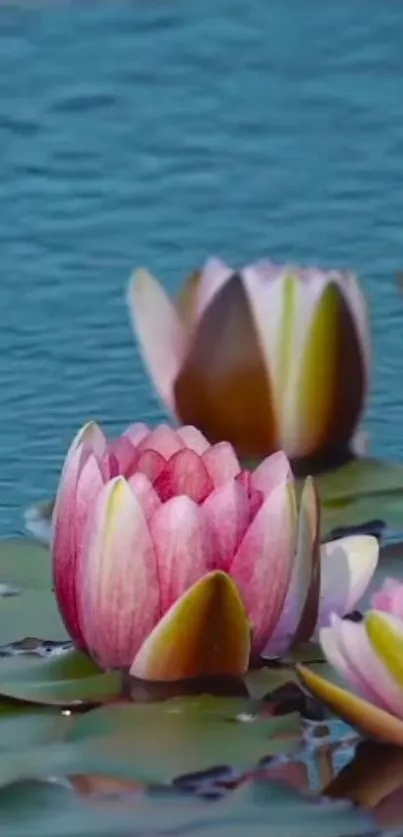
[0,649,122,706]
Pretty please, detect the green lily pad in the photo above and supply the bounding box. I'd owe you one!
[67,697,302,782]
[0,589,67,646]
[321,492,403,537]
[245,661,335,700]
[0,649,122,706]
[315,457,403,503]
[0,539,52,591]
[0,777,376,837]
[0,704,70,750]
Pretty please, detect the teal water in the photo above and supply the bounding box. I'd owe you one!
[0,0,402,535]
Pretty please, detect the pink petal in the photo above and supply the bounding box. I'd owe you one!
[122,422,151,446]
[202,481,250,571]
[128,473,161,521]
[230,480,296,653]
[248,488,265,523]
[371,578,403,618]
[108,437,137,477]
[127,269,186,411]
[150,495,212,614]
[53,422,107,524]
[317,535,379,628]
[176,425,210,454]
[135,449,167,484]
[319,619,374,700]
[102,451,120,480]
[202,442,241,487]
[78,477,160,669]
[137,424,185,458]
[262,477,318,658]
[235,473,265,522]
[322,615,403,717]
[251,451,293,497]
[154,449,214,503]
[236,471,251,491]
[53,447,104,647]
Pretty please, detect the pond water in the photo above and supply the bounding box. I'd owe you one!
[0,0,402,538]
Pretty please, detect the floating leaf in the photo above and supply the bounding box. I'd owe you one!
[245,661,334,701]
[0,539,51,591]
[0,704,70,750]
[0,590,67,647]
[321,493,403,538]
[0,777,377,837]
[315,458,403,503]
[67,697,302,782]
[0,649,122,706]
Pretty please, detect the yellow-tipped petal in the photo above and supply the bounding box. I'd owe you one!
[130,571,251,682]
[297,281,365,458]
[297,665,403,746]
[366,611,403,687]
[292,476,321,645]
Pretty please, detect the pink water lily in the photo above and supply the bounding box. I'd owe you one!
[298,606,403,746]
[52,421,379,680]
[128,259,370,464]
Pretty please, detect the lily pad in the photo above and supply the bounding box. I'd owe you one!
[0,590,67,646]
[0,704,70,750]
[245,661,335,701]
[0,539,52,591]
[315,457,403,503]
[0,777,377,837]
[67,697,302,782]
[0,649,122,706]
[321,493,403,538]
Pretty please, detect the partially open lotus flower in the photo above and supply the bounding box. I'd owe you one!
[128,259,370,467]
[52,421,378,680]
[298,607,403,746]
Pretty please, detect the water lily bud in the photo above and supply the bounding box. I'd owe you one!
[128,259,370,467]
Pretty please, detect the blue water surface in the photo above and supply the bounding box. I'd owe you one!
[0,0,402,535]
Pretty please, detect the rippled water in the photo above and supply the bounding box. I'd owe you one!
[0,0,402,534]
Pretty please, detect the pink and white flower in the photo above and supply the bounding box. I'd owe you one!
[51,421,379,680]
[298,602,403,746]
[127,259,370,463]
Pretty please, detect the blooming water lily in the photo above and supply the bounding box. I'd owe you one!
[52,420,378,681]
[128,259,370,467]
[298,579,403,746]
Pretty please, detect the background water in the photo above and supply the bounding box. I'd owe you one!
[0,0,402,536]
